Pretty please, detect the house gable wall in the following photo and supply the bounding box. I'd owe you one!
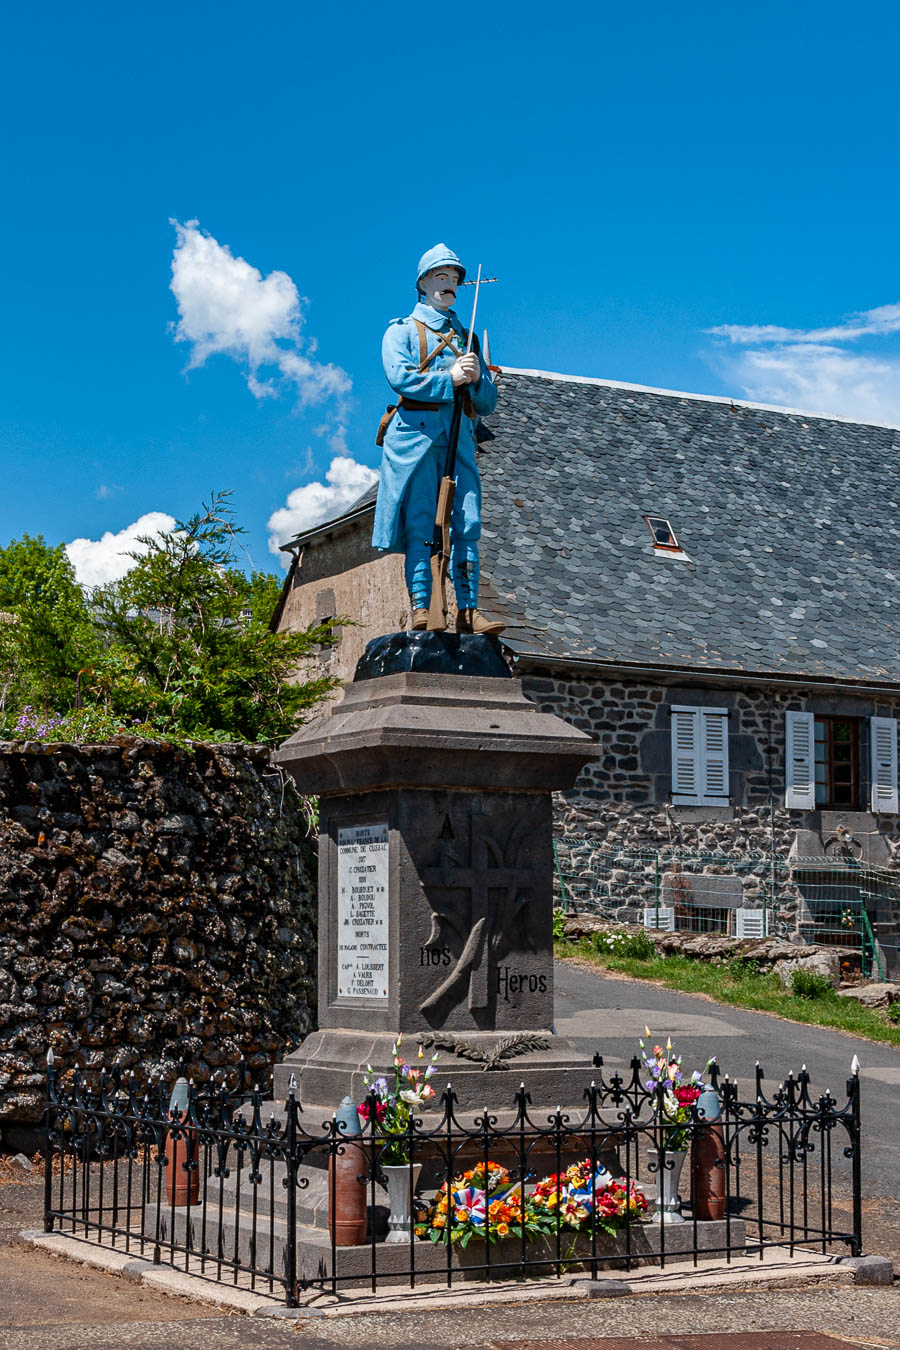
[276,520,406,684]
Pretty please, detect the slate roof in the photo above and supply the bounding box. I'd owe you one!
[283,370,900,684]
[479,371,900,681]
[280,481,379,552]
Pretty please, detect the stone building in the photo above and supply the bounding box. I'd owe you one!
[271,368,900,967]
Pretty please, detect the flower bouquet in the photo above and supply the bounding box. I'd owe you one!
[530,1159,648,1235]
[358,1036,438,1165]
[639,1027,712,1152]
[416,1162,549,1248]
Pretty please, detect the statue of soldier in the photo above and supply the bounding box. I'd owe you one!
[372,244,503,635]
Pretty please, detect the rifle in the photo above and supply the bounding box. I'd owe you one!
[427,388,464,630]
[426,265,486,631]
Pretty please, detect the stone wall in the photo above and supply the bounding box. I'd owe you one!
[521,669,900,943]
[0,739,316,1128]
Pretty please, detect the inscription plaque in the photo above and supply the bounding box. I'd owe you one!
[337,822,389,1000]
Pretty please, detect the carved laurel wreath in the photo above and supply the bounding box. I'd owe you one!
[417,1032,550,1071]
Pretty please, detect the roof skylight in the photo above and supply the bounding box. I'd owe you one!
[643,515,680,550]
[642,514,692,563]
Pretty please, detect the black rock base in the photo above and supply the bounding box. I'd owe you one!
[354,631,512,681]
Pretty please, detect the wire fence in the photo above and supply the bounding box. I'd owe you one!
[44,1056,862,1305]
[553,840,900,982]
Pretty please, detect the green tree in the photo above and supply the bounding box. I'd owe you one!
[0,496,340,746]
[0,534,99,720]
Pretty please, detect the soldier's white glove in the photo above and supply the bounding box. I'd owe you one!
[450,353,480,387]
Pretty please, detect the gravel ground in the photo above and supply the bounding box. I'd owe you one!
[0,1287,899,1350]
[0,1170,219,1328]
[3,962,899,1347]
[2,1172,899,1348]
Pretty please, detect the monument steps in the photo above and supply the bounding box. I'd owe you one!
[215,1135,630,1231]
[146,1199,744,1291]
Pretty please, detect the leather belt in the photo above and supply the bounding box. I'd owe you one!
[398,396,440,411]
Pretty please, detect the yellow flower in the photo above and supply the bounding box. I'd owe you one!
[496,1222,509,1237]
[455,1209,468,1222]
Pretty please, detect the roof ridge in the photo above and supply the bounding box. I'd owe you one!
[499,366,900,433]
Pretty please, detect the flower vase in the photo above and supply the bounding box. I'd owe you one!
[648,1149,687,1224]
[382,1163,422,1243]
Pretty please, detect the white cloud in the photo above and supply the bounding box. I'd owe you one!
[169,220,351,410]
[66,512,176,588]
[706,298,900,425]
[267,456,379,560]
[709,302,900,347]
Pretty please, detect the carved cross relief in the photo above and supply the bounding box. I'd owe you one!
[419,809,540,1016]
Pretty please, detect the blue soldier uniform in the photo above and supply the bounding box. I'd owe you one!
[372,245,498,622]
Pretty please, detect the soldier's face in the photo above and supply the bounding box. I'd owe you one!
[420,268,461,310]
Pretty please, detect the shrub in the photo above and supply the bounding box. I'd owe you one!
[887,1002,900,1025]
[726,956,761,980]
[791,968,836,1001]
[591,928,656,961]
[552,908,567,940]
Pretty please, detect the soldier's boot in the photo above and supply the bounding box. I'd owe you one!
[455,608,505,636]
[410,608,429,631]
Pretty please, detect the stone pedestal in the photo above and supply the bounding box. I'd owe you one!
[272,635,603,1112]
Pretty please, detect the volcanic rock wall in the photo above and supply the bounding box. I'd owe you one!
[0,739,316,1127]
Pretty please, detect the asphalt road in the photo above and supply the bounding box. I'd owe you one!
[554,958,900,1201]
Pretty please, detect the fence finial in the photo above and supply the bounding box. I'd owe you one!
[850,1054,861,1075]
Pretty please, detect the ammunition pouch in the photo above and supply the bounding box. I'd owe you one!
[375,405,397,447]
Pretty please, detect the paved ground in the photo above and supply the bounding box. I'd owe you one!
[1,1287,900,1349]
[1,961,898,1348]
[555,957,900,1263]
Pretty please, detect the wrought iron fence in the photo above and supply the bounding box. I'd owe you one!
[44,1054,862,1306]
[552,840,900,980]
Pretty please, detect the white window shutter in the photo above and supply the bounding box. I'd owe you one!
[700,709,730,802]
[671,706,700,804]
[735,909,767,939]
[785,711,815,810]
[870,716,899,813]
[644,907,675,931]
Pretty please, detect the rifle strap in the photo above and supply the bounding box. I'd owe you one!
[416,321,480,418]
[398,322,466,413]
[375,322,474,445]
[413,319,461,371]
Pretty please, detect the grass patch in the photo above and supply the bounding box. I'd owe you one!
[555,935,900,1048]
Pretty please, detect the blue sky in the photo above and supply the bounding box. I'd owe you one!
[3,2,900,581]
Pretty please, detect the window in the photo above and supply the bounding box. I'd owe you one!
[643,515,681,550]
[785,712,899,813]
[814,718,860,808]
[643,514,691,562]
[670,705,730,806]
